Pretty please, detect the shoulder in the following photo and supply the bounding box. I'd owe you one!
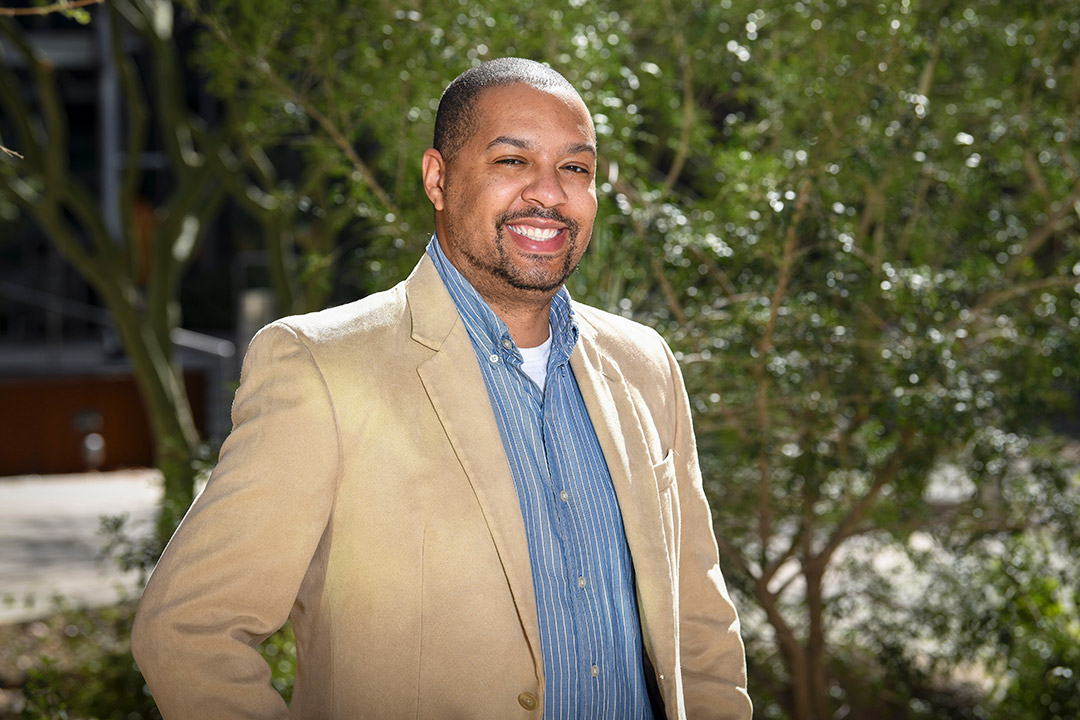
[257,282,409,352]
[572,302,675,380]
[238,281,416,397]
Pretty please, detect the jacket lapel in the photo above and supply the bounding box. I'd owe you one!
[405,256,543,668]
[569,313,677,672]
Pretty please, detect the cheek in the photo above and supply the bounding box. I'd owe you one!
[445,183,484,224]
[456,176,516,213]
[572,188,598,223]
[483,176,526,204]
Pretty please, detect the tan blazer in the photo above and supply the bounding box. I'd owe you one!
[131,255,751,719]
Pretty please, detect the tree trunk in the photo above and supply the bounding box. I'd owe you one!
[757,580,816,720]
[0,5,221,549]
[787,645,815,720]
[101,287,201,544]
[153,429,199,542]
[805,564,832,720]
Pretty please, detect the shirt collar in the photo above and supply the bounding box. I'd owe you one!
[426,235,579,363]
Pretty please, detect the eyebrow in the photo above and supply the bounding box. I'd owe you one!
[486,135,597,157]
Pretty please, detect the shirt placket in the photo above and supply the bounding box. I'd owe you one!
[427,238,652,719]
[546,359,607,713]
[499,338,579,701]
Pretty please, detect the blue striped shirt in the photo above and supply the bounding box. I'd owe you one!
[428,237,654,719]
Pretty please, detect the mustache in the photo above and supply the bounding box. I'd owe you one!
[496,208,579,234]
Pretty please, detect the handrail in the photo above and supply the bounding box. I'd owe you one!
[0,280,235,358]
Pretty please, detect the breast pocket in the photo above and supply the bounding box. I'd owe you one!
[653,450,680,581]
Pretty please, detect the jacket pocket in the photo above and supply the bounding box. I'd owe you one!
[654,450,680,582]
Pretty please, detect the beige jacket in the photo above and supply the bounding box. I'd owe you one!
[131,255,751,719]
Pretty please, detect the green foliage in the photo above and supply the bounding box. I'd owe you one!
[917,536,1080,720]
[662,2,1080,717]
[258,622,297,704]
[171,0,1080,716]
[3,598,297,718]
[7,603,160,720]
[5,0,1078,717]
[97,515,163,587]
[18,658,68,720]
[1,0,221,545]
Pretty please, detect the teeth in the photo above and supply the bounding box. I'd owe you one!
[508,225,559,241]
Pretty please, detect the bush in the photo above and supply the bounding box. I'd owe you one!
[1,598,298,719]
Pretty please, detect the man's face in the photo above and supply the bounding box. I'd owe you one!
[423,83,598,306]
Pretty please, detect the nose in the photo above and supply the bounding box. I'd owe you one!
[521,165,568,208]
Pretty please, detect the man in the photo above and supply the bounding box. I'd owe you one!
[132,58,751,720]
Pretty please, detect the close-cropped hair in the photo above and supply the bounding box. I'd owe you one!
[433,57,580,161]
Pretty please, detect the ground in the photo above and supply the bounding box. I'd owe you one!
[0,470,160,717]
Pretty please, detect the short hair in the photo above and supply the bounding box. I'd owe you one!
[433,58,582,161]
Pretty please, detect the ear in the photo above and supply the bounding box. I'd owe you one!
[422,148,447,211]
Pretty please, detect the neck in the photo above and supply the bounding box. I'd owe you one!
[429,231,560,347]
[486,295,553,348]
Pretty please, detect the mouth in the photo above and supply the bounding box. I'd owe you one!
[507,224,561,241]
[503,220,569,253]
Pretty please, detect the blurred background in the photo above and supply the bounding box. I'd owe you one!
[1,0,1078,718]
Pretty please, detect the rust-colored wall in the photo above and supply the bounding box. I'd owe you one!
[0,372,205,476]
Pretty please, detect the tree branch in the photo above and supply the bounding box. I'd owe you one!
[0,19,50,169]
[754,180,812,561]
[0,0,102,16]
[973,275,1079,316]
[1021,149,1052,201]
[1061,53,1080,176]
[650,254,688,326]
[1004,177,1080,275]
[656,0,695,196]
[815,426,915,569]
[661,52,694,195]
[761,527,804,588]
[714,532,755,582]
[192,6,397,213]
[759,182,812,358]
[685,244,738,299]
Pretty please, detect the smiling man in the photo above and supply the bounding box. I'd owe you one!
[132,58,751,720]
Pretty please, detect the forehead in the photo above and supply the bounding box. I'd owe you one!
[467,83,595,149]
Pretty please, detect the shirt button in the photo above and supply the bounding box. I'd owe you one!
[560,491,568,502]
[502,338,513,349]
[488,354,499,363]
[590,664,599,677]
[517,692,538,711]
[577,575,586,588]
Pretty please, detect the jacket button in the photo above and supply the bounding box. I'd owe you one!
[518,692,538,711]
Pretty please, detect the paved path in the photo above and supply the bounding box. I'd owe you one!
[0,469,161,625]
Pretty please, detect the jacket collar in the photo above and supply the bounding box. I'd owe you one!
[404,254,546,683]
[569,308,677,679]
[404,254,461,352]
[403,254,675,688]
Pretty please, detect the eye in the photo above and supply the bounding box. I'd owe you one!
[564,163,592,175]
[495,157,525,166]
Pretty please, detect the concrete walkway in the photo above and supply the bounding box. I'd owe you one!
[0,469,161,625]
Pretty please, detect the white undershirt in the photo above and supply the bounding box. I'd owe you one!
[518,327,553,393]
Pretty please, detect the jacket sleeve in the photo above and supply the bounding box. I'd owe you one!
[663,340,753,720]
[131,322,340,719]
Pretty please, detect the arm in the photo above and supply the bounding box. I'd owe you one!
[131,322,340,719]
[664,341,753,720]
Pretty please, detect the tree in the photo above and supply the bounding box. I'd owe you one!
[177,0,1080,716]
[637,2,1080,718]
[0,0,233,541]
[7,0,1074,715]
